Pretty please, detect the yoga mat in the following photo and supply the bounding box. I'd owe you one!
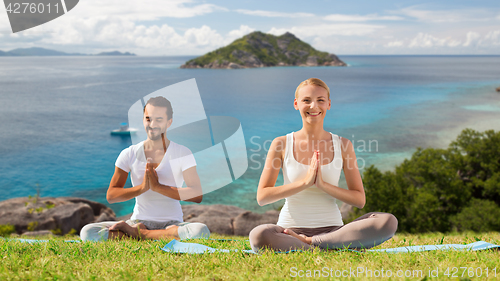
[368,241,500,253]
[0,237,81,243]
[161,239,255,254]
[160,240,500,254]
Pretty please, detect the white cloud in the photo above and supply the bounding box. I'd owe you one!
[235,9,313,18]
[384,30,500,51]
[393,7,497,23]
[463,32,481,47]
[408,33,462,48]
[479,30,500,46]
[6,16,259,55]
[70,0,226,21]
[385,41,404,47]
[225,25,255,44]
[324,14,403,22]
[268,23,385,38]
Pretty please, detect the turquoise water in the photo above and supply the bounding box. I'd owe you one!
[1,55,499,216]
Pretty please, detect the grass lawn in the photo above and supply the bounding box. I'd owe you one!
[1,231,499,280]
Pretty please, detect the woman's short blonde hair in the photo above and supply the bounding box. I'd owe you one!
[295,78,330,99]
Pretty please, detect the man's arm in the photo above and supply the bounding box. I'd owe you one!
[106,166,150,204]
[147,164,203,203]
[181,166,203,203]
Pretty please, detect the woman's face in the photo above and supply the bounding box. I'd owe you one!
[294,84,331,122]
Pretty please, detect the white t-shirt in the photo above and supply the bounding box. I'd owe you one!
[115,141,196,222]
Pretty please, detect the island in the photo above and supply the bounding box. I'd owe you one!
[181,31,346,69]
[0,47,136,56]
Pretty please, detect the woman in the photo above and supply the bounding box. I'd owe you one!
[249,78,397,253]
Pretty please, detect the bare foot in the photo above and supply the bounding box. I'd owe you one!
[109,221,128,232]
[283,229,312,244]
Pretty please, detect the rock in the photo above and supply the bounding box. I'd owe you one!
[182,204,247,235]
[305,56,318,66]
[0,197,116,235]
[61,197,116,222]
[21,230,54,237]
[233,210,279,236]
[228,62,242,69]
[496,87,500,92]
[180,204,281,236]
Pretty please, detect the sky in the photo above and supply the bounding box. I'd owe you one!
[0,0,499,55]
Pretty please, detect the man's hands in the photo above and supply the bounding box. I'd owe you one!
[302,150,326,189]
[139,168,151,194]
[137,159,161,195]
[146,160,161,192]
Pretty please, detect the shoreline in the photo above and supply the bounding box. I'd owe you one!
[347,83,500,173]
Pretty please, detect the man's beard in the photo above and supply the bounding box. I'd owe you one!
[146,127,165,141]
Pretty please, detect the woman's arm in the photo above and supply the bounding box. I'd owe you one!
[315,138,366,209]
[256,136,317,206]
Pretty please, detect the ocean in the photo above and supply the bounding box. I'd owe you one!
[1,55,500,216]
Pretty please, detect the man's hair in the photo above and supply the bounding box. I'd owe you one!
[295,78,330,99]
[143,96,173,120]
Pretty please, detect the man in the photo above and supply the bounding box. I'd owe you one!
[80,96,210,241]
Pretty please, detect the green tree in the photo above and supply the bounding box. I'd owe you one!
[357,128,500,233]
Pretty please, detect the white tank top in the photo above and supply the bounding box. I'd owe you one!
[277,132,344,228]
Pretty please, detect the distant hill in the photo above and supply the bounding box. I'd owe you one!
[96,51,135,56]
[0,47,135,56]
[181,31,346,69]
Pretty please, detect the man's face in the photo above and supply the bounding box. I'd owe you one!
[143,104,172,141]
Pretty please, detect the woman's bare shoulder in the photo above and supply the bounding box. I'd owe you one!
[270,135,287,153]
[339,135,352,147]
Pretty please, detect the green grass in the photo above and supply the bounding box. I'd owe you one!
[1,232,499,280]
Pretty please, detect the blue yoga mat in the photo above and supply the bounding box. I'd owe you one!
[161,240,256,254]
[160,240,500,254]
[0,237,81,244]
[369,241,500,253]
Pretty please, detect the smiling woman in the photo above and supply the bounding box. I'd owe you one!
[249,78,398,253]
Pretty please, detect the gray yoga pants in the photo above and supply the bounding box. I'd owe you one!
[80,219,210,242]
[249,212,398,253]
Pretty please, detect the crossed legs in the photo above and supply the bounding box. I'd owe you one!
[108,221,179,240]
[80,220,210,241]
[249,212,398,253]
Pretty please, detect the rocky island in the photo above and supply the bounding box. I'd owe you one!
[181,31,346,69]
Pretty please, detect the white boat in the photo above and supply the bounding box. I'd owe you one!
[111,123,138,135]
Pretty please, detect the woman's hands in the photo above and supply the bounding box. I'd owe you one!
[302,150,326,189]
[303,151,318,187]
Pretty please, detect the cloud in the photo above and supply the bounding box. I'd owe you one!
[323,14,403,22]
[71,0,227,21]
[408,33,461,48]
[479,30,500,46]
[268,23,385,38]
[389,31,500,50]
[6,16,258,55]
[463,31,481,47]
[225,25,255,44]
[235,9,314,18]
[393,7,498,23]
[385,41,404,47]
